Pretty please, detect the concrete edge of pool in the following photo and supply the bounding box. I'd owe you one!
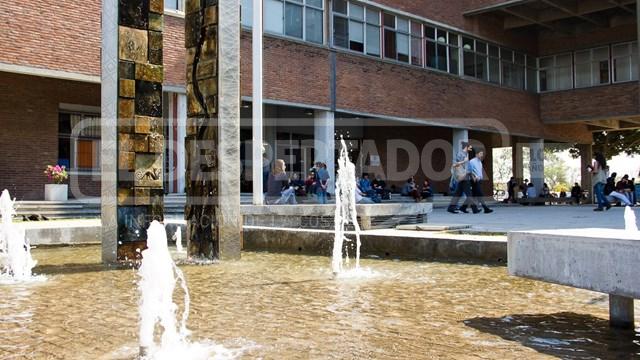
[21,219,508,264]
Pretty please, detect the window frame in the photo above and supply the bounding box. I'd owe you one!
[573,46,611,89]
[58,111,101,174]
[164,0,184,14]
[260,0,325,44]
[538,53,574,92]
[612,41,638,84]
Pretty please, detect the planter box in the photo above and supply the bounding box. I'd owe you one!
[44,184,68,201]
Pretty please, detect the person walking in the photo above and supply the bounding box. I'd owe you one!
[447,142,477,214]
[460,149,493,214]
[315,162,330,204]
[588,152,611,211]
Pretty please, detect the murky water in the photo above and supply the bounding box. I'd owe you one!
[1,245,638,359]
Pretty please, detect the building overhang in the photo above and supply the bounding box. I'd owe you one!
[464,0,637,33]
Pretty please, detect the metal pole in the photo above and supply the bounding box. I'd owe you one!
[252,0,264,205]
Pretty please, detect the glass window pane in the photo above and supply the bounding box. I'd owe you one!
[539,69,549,91]
[265,0,284,34]
[424,26,435,39]
[476,54,487,80]
[349,3,364,20]
[284,3,303,38]
[333,16,348,48]
[593,46,609,61]
[449,47,459,75]
[595,60,609,84]
[575,62,591,88]
[411,36,422,66]
[556,66,572,89]
[397,18,409,33]
[411,22,422,37]
[527,67,537,92]
[462,37,474,50]
[349,20,364,52]
[612,43,629,58]
[514,52,525,65]
[464,50,475,76]
[540,57,553,68]
[489,45,499,58]
[306,0,322,8]
[366,24,380,56]
[501,48,513,61]
[437,43,447,71]
[614,57,631,82]
[306,8,323,44]
[448,33,458,46]
[556,54,572,67]
[397,33,409,62]
[489,58,500,83]
[241,0,252,27]
[476,41,487,54]
[366,9,380,25]
[165,0,179,10]
[436,29,447,43]
[383,13,395,28]
[526,55,536,68]
[574,50,590,63]
[426,40,436,68]
[333,0,347,14]
[384,28,396,59]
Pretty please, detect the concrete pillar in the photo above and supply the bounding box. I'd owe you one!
[512,141,524,184]
[609,294,635,329]
[185,0,241,260]
[578,143,593,204]
[529,139,544,197]
[314,110,335,193]
[101,0,165,263]
[452,129,469,159]
[252,0,264,205]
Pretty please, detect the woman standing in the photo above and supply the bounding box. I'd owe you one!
[589,152,611,211]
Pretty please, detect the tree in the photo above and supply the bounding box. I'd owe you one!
[592,130,640,159]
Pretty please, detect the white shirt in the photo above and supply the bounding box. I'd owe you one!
[468,158,484,181]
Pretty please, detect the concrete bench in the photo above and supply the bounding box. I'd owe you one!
[241,203,433,230]
[508,229,640,329]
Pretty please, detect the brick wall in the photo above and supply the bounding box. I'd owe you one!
[0,73,100,200]
[541,82,640,123]
[164,15,186,86]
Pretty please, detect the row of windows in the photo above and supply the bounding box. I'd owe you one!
[539,42,638,92]
[179,0,638,93]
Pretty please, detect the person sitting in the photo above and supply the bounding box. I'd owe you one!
[304,173,315,197]
[420,179,433,200]
[609,175,632,206]
[266,159,297,205]
[570,183,582,205]
[627,177,637,204]
[401,177,421,202]
[359,173,376,197]
[355,184,375,204]
[372,176,391,200]
[290,173,306,197]
[526,183,537,198]
[542,183,551,198]
[559,190,567,198]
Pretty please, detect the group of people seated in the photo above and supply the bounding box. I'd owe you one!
[265,159,330,205]
[604,172,637,207]
[400,176,433,202]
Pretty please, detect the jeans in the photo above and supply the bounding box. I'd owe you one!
[275,187,297,205]
[317,190,327,204]
[594,182,609,209]
[448,179,474,210]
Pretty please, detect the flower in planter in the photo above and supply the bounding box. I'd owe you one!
[44,165,69,184]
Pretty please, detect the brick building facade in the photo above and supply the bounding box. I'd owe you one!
[0,0,638,199]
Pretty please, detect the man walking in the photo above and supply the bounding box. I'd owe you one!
[461,149,493,214]
[447,141,477,214]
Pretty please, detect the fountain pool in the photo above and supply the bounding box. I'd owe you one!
[1,245,638,359]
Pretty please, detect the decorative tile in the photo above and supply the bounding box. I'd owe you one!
[117,188,134,206]
[149,13,164,32]
[135,188,151,205]
[118,98,135,119]
[118,117,135,134]
[135,153,163,187]
[135,80,162,117]
[185,13,202,48]
[135,63,163,83]
[118,151,135,171]
[118,26,148,63]
[133,134,149,152]
[118,61,135,79]
[134,116,151,134]
[119,133,135,151]
[149,49,163,65]
[118,0,149,29]
[204,5,217,26]
[148,133,164,153]
[149,0,164,14]
[148,31,162,50]
[119,79,135,98]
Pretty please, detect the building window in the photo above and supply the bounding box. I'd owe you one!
[165,0,184,12]
[488,45,500,84]
[501,49,525,90]
[526,55,537,92]
[612,41,638,83]
[241,0,253,27]
[383,13,409,63]
[58,113,101,171]
[462,37,487,81]
[538,53,572,91]
[574,46,610,88]
[264,0,324,44]
[425,26,457,72]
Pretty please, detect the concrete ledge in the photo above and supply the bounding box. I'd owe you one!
[243,226,506,262]
[23,219,101,246]
[508,228,640,329]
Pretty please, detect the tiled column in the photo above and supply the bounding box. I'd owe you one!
[185,0,241,260]
[102,0,165,263]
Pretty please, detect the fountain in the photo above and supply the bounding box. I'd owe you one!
[170,225,185,253]
[0,189,37,282]
[332,137,363,275]
[624,206,638,232]
[138,220,191,358]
